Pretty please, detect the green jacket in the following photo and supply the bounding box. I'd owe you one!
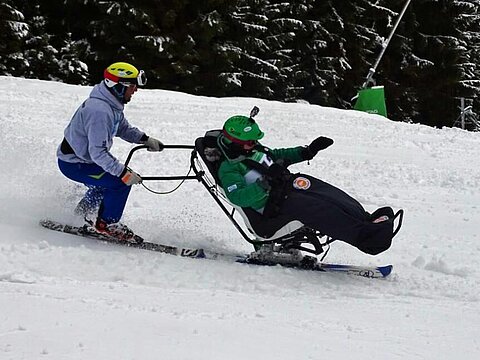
[217,146,305,210]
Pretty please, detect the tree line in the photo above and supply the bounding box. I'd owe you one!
[1,0,479,130]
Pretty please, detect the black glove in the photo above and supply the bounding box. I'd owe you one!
[256,176,271,191]
[301,136,334,160]
[266,163,286,179]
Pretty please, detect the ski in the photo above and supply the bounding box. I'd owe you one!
[314,263,392,278]
[39,219,205,258]
[40,219,391,278]
[236,255,392,278]
[206,252,392,279]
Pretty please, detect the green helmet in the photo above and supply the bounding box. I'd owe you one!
[222,115,264,142]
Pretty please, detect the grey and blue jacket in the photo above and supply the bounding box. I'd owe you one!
[57,82,145,177]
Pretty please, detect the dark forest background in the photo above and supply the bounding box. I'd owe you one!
[1,0,480,130]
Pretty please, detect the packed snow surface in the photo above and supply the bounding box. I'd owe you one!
[0,76,479,359]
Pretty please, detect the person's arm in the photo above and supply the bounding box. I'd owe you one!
[269,136,334,164]
[218,162,269,209]
[299,137,334,160]
[269,146,304,165]
[117,116,164,151]
[116,115,146,143]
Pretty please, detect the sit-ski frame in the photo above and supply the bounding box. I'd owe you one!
[124,144,334,255]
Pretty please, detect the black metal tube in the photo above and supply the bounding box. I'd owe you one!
[189,149,262,246]
[124,144,199,181]
[124,144,196,167]
[142,175,200,181]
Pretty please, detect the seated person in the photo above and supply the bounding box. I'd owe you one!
[214,114,400,256]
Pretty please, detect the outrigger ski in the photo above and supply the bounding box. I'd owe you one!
[40,219,392,278]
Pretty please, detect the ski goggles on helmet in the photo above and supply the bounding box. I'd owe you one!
[222,130,258,149]
[135,70,147,86]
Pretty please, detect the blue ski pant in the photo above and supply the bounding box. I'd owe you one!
[58,159,131,224]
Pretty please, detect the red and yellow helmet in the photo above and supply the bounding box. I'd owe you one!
[103,62,147,87]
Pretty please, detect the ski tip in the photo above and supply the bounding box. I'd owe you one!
[378,265,393,277]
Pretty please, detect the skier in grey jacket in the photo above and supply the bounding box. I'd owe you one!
[57,62,163,241]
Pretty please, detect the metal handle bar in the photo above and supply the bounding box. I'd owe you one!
[124,144,195,167]
[124,144,198,181]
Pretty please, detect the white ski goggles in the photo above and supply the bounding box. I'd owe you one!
[105,69,147,87]
[119,70,147,87]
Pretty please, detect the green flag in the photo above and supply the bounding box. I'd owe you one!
[354,86,387,118]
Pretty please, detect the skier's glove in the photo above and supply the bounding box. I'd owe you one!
[120,167,142,186]
[143,136,164,152]
[266,163,285,180]
[266,162,291,189]
[256,176,271,191]
[301,136,334,160]
[263,162,292,218]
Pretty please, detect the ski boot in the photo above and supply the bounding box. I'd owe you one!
[92,218,143,244]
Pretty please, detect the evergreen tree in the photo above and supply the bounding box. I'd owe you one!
[283,0,374,107]
[145,0,237,92]
[451,0,480,130]
[367,0,422,124]
[86,1,161,84]
[0,0,30,75]
[1,0,479,130]
[0,0,89,83]
[380,0,477,127]
[180,1,239,95]
[331,0,403,109]
[215,0,280,99]
[264,1,338,104]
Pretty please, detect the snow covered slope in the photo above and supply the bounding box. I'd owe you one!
[0,76,479,359]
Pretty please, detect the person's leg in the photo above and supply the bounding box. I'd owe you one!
[355,221,394,255]
[74,185,104,216]
[58,160,131,224]
[356,207,395,254]
[281,191,365,243]
[279,175,367,239]
[97,185,131,223]
[277,175,394,255]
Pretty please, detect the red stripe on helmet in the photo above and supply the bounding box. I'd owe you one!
[222,128,257,146]
[222,128,245,144]
[104,69,120,83]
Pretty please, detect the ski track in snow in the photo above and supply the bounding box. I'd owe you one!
[0,76,479,359]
